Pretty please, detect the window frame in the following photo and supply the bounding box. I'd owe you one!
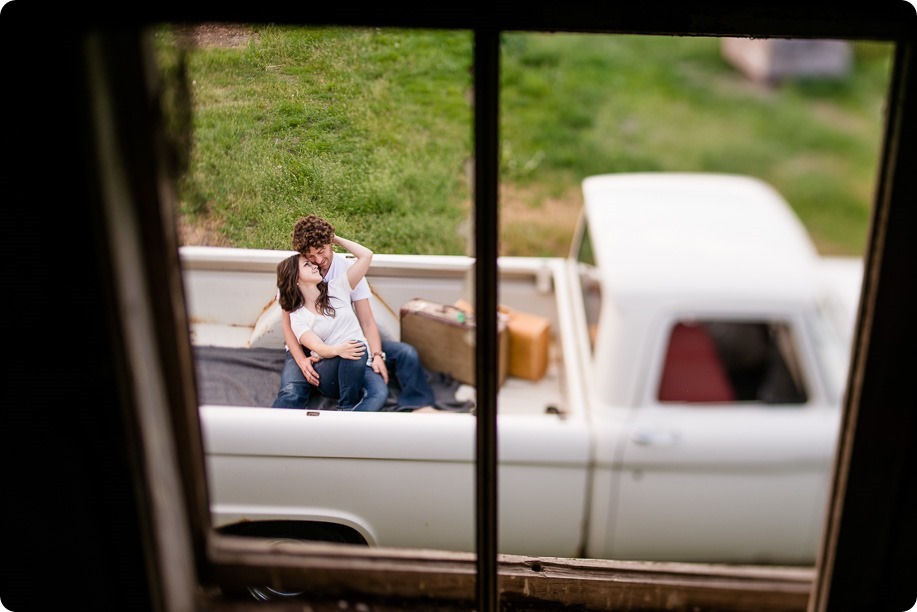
[82,4,916,611]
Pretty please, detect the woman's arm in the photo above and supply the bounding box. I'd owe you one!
[299,329,367,361]
[282,308,320,385]
[333,235,373,290]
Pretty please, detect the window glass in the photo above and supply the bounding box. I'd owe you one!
[658,320,807,404]
[575,220,602,353]
[151,19,896,605]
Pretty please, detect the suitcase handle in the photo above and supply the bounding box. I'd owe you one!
[438,303,473,324]
[406,298,476,325]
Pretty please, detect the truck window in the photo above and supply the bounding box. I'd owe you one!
[578,266,602,353]
[575,220,602,353]
[658,320,807,404]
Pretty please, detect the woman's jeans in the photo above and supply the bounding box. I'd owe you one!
[271,339,433,410]
[314,346,387,411]
[271,343,387,411]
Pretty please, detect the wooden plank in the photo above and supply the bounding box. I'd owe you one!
[204,536,813,611]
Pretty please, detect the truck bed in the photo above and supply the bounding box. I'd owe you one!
[181,247,569,416]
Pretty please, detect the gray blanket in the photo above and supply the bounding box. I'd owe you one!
[193,345,474,412]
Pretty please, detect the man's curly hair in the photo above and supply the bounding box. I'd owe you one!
[291,214,335,253]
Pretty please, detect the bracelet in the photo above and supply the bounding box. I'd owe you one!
[372,351,386,362]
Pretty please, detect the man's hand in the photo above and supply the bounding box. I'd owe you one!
[371,355,389,384]
[298,355,321,386]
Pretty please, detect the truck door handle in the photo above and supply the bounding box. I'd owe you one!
[630,428,679,447]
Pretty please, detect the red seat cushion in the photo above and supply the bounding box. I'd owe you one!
[658,323,736,403]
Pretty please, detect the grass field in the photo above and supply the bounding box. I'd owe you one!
[158,25,894,257]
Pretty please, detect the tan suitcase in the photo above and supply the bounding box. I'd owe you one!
[400,298,507,387]
[499,305,551,381]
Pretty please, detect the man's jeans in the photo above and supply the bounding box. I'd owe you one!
[380,339,435,408]
[271,343,387,411]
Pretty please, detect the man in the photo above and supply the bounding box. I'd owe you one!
[273,214,436,410]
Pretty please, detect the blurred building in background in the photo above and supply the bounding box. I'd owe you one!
[722,38,852,85]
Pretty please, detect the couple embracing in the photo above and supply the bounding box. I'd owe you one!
[272,214,436,412]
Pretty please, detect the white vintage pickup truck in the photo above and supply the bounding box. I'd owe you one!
[183,172,862,566]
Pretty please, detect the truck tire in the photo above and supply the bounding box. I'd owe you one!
[215,520,368,600]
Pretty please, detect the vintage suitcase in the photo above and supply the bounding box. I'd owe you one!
[400,298,507,387]
[455,300,551,382]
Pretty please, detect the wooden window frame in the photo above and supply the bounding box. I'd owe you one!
[15,3,912,611]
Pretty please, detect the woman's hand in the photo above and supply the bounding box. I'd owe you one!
[334,339,367,360]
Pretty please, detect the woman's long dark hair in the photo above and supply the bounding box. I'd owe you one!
[276,254,336,316]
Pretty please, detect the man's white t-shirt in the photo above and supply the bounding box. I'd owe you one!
[289,274,368,359]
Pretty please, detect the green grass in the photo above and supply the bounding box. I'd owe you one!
[157,25,894,257]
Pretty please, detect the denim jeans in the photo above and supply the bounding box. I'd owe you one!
[271,350,313,409]
[271,339,432,410]
[271,343,388,411]
[312,352,371,411]
[382,339,435,408]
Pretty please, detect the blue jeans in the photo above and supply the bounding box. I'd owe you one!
[382,339,435,408]
[271,340,432,410]
[313,348,387,411]
[271,343,387,411]
[272,350,314,409]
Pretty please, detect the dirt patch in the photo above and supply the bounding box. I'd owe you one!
[178,213,231,247]
[176,23,256,49]
[498,183,583,256]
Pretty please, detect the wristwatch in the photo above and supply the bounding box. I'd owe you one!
[372,351,386,362]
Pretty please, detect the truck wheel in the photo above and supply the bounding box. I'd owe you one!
[215,521,368,600]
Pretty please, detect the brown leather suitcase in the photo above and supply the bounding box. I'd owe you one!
[400,298,507,386]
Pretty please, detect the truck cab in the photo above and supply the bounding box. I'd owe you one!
[573,173,858,563]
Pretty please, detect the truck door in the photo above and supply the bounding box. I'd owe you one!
[610,317,839,565]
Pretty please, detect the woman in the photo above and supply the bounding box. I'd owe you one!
[273,234,386,411]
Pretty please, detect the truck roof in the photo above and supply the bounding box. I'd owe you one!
[581,172,822,310]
